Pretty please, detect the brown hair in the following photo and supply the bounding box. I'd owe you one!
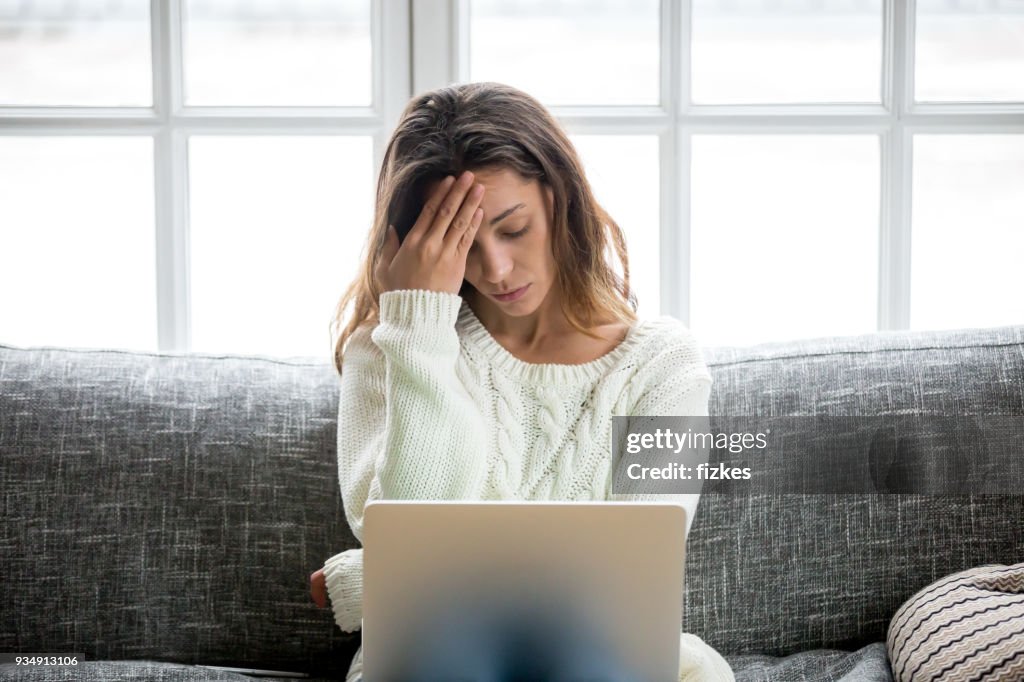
[330,81,636,375]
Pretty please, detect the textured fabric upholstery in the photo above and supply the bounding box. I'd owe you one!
[0,345,358,680]
[2,324,1022,680]
[0,660,336,681]
[730,642,894,681]
[685,326,1024,658]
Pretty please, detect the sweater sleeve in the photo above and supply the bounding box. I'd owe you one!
[609,326,713,542]
[321,289,490,633]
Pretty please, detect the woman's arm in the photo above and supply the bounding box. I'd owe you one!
[366,289,489,501]
[322,288,490,633]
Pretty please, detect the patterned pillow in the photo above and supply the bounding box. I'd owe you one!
[887,562,1024,682]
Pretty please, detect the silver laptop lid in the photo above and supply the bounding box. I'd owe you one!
[362,500,687,682]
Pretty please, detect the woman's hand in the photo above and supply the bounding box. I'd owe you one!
[376,170,486,295]
[310,568,327,608]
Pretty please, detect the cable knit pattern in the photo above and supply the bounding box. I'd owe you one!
[321,289,732,682]
[491,370,523,497]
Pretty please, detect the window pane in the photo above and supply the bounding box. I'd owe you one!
[0,137,156,350]
[691,0,882,105]
[188,136,373,359]
[183,1,371,106]
[469,0,659,106]
[570,135,660,319]
[0,1,151,106]
[915,1,1024,103]
[911,136,1024,331]
[690,135,879,347]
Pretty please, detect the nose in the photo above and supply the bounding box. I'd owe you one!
[478,244,513,284]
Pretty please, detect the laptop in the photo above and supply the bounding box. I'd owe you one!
[361,500,687,682]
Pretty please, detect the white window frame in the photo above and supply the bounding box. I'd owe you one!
[414,0,1024,329]
[0,0,412,352]
[3,0,1022,352]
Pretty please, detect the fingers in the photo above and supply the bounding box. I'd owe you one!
[451,206,484,259]
[442,182,485,253]
[310,570,327,608]
[410,172,483,248]
[405,175,456,243]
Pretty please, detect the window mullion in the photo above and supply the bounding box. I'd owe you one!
[152,0,190,352]
[411,0,457,96]
[879,0,914,331]
[375,0,412,174]
[665,0,688,322]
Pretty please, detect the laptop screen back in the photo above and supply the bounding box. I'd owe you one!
[362,500,687,682]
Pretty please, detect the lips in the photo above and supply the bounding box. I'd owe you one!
[492,284,530,302]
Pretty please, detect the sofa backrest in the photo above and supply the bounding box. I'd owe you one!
[688,325,1024,655]
[0,345,357,678]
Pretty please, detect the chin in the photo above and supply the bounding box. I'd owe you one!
[499,300,541,317]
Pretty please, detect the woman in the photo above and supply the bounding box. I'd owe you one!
[310,81,734,682]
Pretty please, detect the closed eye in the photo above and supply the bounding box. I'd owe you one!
[468,225,530,252]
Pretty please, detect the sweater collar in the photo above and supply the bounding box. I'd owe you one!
[455,299,650,385]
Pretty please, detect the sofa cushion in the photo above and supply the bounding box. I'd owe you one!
[729,642,893,681]
[0,660,336,681]
[886,562,1024,682]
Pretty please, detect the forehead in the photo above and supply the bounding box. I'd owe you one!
[423,167,539,209]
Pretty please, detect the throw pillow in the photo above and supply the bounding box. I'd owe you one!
[887,562,1024,682]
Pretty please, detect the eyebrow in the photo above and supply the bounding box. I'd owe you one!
[489,203,526,227]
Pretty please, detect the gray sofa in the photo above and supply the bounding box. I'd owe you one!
[2,324,1022,681]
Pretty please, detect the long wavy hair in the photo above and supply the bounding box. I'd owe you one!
[330,81,637,375]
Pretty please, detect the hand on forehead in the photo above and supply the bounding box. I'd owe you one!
[425,167,547,228]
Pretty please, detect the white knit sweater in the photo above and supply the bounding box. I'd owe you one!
[322,289,733,682]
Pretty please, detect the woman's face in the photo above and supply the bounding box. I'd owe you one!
[425,166,558,318]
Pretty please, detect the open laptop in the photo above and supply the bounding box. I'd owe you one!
[361,500,687,682]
